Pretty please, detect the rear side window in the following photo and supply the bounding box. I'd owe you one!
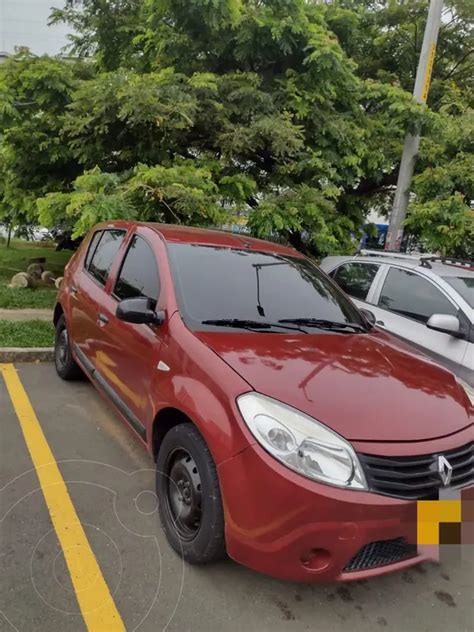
[84,231,103,270]
[114,236,160,302]
[379,268,457,323]
[332,262,380,301]
[87,230,125,286]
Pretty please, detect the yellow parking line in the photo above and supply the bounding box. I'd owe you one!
[0,364,125,631]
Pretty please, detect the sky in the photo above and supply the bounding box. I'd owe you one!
[0,0,72,56]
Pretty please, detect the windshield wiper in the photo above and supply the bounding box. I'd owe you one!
[278,318,368,333]
[201,319,308,333]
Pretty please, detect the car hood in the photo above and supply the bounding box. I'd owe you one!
[196,330,472,442]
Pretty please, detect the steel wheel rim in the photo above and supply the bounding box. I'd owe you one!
[56,328,69,369]
[164,448,203,541]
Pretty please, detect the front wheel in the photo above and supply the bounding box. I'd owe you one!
[54,315,82,380]
[156,423,226,564]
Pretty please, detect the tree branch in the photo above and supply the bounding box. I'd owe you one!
[440,15,459,32]
[346,171,399,198]
[443,49,474,80]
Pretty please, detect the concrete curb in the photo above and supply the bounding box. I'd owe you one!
[0,348,54,363]
[0,308,53,322]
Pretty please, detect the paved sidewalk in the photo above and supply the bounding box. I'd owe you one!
[0,308,53,321]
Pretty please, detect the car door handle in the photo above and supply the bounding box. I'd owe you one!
[98,313,109,325]
[376,320,386,328]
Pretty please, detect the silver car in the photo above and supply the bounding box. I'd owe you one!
[320,251,474,387]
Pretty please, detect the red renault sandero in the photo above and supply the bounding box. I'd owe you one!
[54,222,473,582]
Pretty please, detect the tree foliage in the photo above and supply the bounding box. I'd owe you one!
[0,53,90,234]
[1,0,473,256]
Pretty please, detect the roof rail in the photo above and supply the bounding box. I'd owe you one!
[358,249,420,261]
[420,256,474,270]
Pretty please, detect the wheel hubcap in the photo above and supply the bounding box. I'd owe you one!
[165,449,202,540]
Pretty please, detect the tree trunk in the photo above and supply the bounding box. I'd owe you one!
[287,231,308,254]
[6,223,12,248]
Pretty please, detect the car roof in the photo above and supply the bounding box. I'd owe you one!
[320,254,421,270]
[434,263,474,278]
[96,220,303,257]
[322,252,474,274]
[364,256,420,268]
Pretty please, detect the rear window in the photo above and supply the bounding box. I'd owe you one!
[87,230,125,285]
[442,276,474,308]
[84,230,103,270]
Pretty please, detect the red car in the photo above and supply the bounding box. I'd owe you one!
[54,222,473,582]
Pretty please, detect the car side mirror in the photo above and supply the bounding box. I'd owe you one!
[426,314,464,338]
[116,297,164,326]
[360,308,376,326]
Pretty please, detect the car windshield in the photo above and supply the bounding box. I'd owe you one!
[442,275,474,308]
[168,244,366,332]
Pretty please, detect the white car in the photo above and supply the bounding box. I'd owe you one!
[320,251,474,387]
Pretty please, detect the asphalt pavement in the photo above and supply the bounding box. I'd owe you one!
[1,363,472,631]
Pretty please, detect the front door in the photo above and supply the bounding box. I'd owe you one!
[92,233,163,433]
[370,266,468,373]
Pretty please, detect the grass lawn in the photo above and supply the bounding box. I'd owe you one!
[0,241,73,309]
[0,320,55,347]
[0,286,62,309]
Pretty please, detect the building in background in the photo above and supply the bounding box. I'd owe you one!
[0,0,72,61]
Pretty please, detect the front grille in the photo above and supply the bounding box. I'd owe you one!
[359,442,474,501]
[344,538,417,572]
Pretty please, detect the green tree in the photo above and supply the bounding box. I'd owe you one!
[0,53,91,238]
[37,162,226,237]
[49,0,144,71]
[2,1,473,256]
[326,0,473,256]
[404,93,474,257]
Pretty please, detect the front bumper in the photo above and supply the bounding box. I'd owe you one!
[218,443,430,582]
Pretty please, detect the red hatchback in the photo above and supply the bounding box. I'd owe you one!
[54,222,473,582]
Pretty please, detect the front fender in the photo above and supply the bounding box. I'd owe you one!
[149,371,252,465]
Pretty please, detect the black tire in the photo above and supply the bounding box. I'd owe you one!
[54,315,83,380]
[156,423,226,564]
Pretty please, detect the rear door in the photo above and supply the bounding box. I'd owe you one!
[70,228,126,361]
[369,266,469,371]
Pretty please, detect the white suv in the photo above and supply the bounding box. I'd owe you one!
[320,251,474,387]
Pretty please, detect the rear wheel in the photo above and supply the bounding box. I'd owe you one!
[54,315,82,380]
[156,423,226,564]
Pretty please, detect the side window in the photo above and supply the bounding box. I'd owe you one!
[88,230,125,286]
[378,268,457,323]
[114,236,160,303]
[332,262,380,301]
[84,230,103,270]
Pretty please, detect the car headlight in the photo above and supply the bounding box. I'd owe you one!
[237,392,367,490]
[456,378,474,406]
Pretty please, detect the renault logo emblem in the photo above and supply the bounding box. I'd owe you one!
[437,456,453,487]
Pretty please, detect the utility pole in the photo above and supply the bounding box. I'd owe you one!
[385,0,444,251]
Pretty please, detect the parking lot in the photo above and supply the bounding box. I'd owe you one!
[1,362,472,632]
